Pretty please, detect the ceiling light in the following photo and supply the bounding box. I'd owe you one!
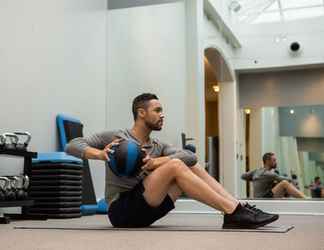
[212,85,220,92]
[290,109,294,114]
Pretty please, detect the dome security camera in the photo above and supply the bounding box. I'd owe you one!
[290,42,300,52]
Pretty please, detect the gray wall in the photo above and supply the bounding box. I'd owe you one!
[0,0,107,198]
[108,0,181,9]
[239,67,324,108]
[297,138,324,153]
[309,152,324,163]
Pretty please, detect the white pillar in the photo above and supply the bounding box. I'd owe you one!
[219,80,238,194]
[184,0,205,163]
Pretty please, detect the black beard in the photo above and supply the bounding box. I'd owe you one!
[145,121,162,131]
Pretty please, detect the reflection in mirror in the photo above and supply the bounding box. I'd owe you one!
[240,105,324,199]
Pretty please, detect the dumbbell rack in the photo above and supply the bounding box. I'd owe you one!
[0,148,37,224]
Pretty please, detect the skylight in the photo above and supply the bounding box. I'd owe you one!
[228,0,324,24]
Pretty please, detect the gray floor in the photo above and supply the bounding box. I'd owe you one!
[1,214,324,250]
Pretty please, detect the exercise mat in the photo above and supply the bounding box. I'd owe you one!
[14,225,294,233]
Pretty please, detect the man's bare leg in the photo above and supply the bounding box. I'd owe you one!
[167,183,183,202]
[190,164,238,203]
[272,180,306,198]
[143,159,239,214]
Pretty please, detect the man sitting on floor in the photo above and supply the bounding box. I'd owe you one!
[242,152,306,199]
[66,93,278,228]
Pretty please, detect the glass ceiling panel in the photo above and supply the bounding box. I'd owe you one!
[252,11,281,24]
[229,0,324,24]
[284,6,324,21]
[267,1,280,11]
[280,0,323,9]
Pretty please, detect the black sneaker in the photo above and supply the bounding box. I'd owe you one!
[244,203,279,219]
[223,204,279,229]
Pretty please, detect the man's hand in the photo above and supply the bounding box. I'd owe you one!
[84,138,123,161]
[141,155,157,171]
[99,138,123,161]
[141,155,171,171]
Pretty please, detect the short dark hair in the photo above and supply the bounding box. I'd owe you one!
[262,152,274,164]
[132,93,158,120]
[314,176,320,182]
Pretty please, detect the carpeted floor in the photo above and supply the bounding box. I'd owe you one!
[1,214,323,250]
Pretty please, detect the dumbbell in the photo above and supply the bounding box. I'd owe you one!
[2,133,19,150]
[14,132,31,151]
[11,176,29,200]
[6,177,17,200]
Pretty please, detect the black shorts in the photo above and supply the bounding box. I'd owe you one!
[108,181,175,227]
[263,190,274,198]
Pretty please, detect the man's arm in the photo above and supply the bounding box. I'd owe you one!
[65,130,118,160]
[161,143,198,167]
[263,171,291,182]
[241,170,255,181]
[275,175,291,182]
[141,155,172,171]
[141,142,198,171]
[82,143,121,161]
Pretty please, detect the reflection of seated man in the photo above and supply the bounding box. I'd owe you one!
[241,152,306,198]
[309,177,323,198]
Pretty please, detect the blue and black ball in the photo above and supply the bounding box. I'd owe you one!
[108,139,146,177]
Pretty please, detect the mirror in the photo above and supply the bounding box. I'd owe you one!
[239,105,324,199]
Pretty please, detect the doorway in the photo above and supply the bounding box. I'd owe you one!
[204,55,220,181]
[203,47,235,191]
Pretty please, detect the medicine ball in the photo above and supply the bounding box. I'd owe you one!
[108,140,145,177]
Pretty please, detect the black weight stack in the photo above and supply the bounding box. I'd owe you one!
[27,161,83,219]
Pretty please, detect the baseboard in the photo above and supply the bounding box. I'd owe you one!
[172,199,324,215]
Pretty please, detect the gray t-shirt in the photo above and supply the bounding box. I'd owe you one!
[241,168,291,198]
[65,129,197,203]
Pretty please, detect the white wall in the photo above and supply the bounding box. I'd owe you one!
[184,0,206,163]
[208,0,230,24]
[204,14,236,65]
[0,0,107,198]
[107,2,187,148]
[233,17,324,70]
